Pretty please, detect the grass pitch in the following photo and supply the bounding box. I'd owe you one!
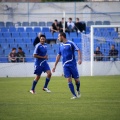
[0,76,120,120]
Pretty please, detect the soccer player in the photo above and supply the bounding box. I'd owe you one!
[30,34,52,94]
[52,32,82,99]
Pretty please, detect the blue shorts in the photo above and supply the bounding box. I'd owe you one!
[34,62,50,76]
[63,64,79,79]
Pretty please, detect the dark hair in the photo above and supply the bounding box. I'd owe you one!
[40,34,46,39]
[12,48,16,50]
[59,32,66,38]
[18,47,22,50]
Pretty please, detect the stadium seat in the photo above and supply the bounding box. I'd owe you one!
[17,43,27,49]
[20,32,28,38]
[6,22,14,27]
[73,38,81,43]
[22,22,29,26]
[95,21,102,25]
[16,22,22,26]
[9,27,17,32]
[26,27,34,32]
[53,32,59,39]
[34,27,41,33]
[0,57,8,63]
[25,57,34,62]
[15,38,23,43]
[6,38,15,43]
[0,22,5,27]
[39,22,46,26]
[1,27,8,32]
[9,43,17,49]
[27,43,34,50]
[0,33,3,37]
[69,32,78,38]
[46,21,53,26]
[30,22,38,26]
[103,21,110,25]
[44,32,53,39]
[17,27,25,32]
[42,27,50,32]
[12,32,20,38]
[3,32,12,39]
[28,32,37,38]
[87,21,94,27]
[23,38,32,43]
[0,38,6,43]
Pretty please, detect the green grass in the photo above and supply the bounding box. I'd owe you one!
[0,76,120,120]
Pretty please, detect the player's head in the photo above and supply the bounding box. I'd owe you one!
[58,32,66,42]
[39,34,46,44]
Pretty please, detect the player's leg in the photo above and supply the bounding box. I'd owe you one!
[43,62,52,92]
[70,65,81,98]
[30,65,42,94]
[64,66,77,98]
[43,70,52,92]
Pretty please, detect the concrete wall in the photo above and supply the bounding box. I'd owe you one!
[0,2,120,24]
[0,61,120,77]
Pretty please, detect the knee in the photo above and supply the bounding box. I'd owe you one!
[47,71,52,78]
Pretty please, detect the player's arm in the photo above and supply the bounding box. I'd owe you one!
[52,54,61,72]
[77,49,82,65]
[33,54,48,59]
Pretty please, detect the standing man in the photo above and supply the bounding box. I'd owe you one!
[52,32,82,99]
[30,34,52,94]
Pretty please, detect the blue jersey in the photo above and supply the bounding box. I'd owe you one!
[58,40,79,67]
[33,43,47,66]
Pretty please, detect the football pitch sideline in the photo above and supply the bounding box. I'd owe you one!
[0,76,120,120]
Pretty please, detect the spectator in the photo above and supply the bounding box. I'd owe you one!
[109,44,119,61]
[8,48,17,62]
[67,17,75,32]
[94,46,103,61]
[59,18,68,32]
[33,32,42,47]
[50,19,59,34]
[17,47,25,62]
[74,18,86,33]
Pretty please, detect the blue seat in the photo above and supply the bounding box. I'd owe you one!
[20,32,28,38]
[0,22,5,27]
[95,21,102,25]
[22,22,29,26]
[16,22,22,26]
[1,27,8,32]
[0,33,3,37]
[17,43,27,49]
[39,22,46,26]
[9,27,17,32]
[0,57,8,63]
[34,27,41,33]
[46,21,53,26]
[28,32,37,38]
[26,57,34,62]
[0,38,6,43]
[27,44,34,50]
[23,38,32,43]
[26,27,33,32]
[30,22,38,26]
[6,38,15,43]
[3,32,12,38]
[73,38,81,43]
[103,21,110,25]
[4,49,11,56]
[6,22,14,27]
[53,32,59,39]
[0,43,9,50]
[69,32,78,38]
[42,27,50,32]
[9,43,17,49]
[15,38,23,43]
[12,32,20,38]
[87,21,94,27]
[17,27,25,32]
[44,32,53,39]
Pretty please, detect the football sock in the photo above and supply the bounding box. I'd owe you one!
[68,82,76,96]
[76,81,80,92]
[31,80,38,91]
[44,77,50,88]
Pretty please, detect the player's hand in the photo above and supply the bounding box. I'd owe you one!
[44,55,48,60]
[78,60,82,65]
[52,67,56,72]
